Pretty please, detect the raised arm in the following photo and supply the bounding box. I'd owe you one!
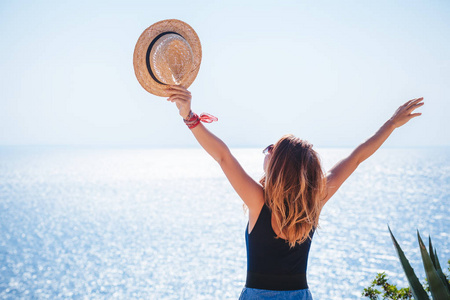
[166,85,264,211]
[321,97,424,206]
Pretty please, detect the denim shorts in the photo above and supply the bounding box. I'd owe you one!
[239,287,313,300]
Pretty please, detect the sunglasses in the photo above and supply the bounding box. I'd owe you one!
[263,144,274,155]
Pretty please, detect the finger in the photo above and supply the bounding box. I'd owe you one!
[168,84,187,90]
[172,95,191,102]
[170,96,189,104]
[167,93,191,101]
[407,101,424,112]
[404,97,424,107]
[168,94,189,101]
[409,112,422,118]
[409,97,424,106]
[166,89,189,97]
[167,85,191,94]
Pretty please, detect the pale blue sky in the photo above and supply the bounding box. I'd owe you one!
[1,0,449,147]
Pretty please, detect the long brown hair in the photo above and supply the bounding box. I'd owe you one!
[260,134,325,248]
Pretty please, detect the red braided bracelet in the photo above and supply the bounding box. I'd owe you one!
[183,111,218,129]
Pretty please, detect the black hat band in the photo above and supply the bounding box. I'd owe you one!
[146,31,183,86]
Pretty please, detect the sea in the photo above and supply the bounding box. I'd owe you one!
[0,146,449,299]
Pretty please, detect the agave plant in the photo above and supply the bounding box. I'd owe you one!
[388,226,450,300]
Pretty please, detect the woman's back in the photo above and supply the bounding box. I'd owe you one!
[245,204,314,291]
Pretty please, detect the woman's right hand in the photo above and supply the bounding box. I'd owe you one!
[166,85,192,119]
[389,97,424,128]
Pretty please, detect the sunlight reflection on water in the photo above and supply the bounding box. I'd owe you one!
[0,147,449,299]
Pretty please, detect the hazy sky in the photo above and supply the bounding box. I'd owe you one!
[1,0,449,148]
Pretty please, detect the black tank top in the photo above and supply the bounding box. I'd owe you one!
[245,204,314,291]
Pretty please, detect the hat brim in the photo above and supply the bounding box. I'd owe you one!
[133,19,202,97]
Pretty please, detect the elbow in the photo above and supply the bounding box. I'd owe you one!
[353,146,366,166]
[355,157,363,166]
[217,147,232,166]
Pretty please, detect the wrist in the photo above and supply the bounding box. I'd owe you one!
[183,111,218,129]
[183,110,193,121]
[385,119,397,129]
[184,111,201,129]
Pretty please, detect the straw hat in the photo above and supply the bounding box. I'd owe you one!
[133,19,202,97]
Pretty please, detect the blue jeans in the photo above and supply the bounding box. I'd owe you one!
[239,287,313,300]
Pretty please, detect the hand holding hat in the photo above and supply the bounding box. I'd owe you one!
[133,19,202,97]
[134,19,216,129]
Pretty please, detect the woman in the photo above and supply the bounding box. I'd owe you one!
[166,85,424,299]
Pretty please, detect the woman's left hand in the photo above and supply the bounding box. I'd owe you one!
[166,85,192,119]
[389,97,424,128]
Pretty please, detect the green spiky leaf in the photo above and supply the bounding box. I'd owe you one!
[417,231,450,299]
[434,249,442,271]
[429,237,436,267]
[430,237,450,294]
[388,226,429,300]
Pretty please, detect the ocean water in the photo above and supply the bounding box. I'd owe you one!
[0,146,449,299]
